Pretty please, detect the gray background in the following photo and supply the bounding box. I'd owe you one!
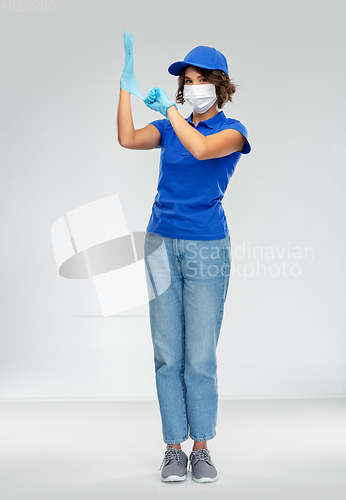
[1,0,345,400]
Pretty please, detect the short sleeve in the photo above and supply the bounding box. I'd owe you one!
[149,118,167,149]
[224,120,251,154]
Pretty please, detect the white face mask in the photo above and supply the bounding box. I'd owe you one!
[183,84,217,114]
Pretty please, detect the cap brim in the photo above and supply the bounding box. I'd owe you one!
[168,61,220,76]
[168,61,190,76]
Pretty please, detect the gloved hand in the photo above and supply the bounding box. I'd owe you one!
[120,30,144,100]
[144,87,178,118]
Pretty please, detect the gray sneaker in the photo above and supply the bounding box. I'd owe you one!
[189,448,218,482]
[159,445,188,482]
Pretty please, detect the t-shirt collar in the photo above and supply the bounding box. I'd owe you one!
[186,110,225,129]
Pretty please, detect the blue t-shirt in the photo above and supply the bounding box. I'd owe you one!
[146,110,251,240]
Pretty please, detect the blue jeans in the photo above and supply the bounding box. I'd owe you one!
[144,232,231,444]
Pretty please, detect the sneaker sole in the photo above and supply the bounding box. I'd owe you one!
[161,473,187,482]
[192,474,218,483]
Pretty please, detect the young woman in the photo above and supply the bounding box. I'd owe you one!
[118,32,251,483]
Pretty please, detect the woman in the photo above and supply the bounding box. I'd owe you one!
[118,31,251,483]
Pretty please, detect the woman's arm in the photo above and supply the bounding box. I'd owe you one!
[117,89,160,150]
[166,105,246,160]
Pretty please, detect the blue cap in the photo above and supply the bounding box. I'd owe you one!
[168,46,229,77]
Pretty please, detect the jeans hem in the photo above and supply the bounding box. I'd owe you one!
[189,433,216,442]
[163,435,189,445]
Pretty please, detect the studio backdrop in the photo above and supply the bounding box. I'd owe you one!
[1,0,345,400]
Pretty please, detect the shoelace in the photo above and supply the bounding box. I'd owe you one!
[159,446,184,471]
[188,448,214,472]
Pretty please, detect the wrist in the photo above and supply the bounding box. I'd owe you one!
[166,103,178,118]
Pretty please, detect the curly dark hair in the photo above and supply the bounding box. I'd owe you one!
[176,65,238,109]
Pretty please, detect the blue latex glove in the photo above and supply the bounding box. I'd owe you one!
[144,87,178,118]
[120,30,144,100]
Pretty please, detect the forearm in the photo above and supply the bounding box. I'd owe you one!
[166,105,206,160]
[117,89,136,147]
